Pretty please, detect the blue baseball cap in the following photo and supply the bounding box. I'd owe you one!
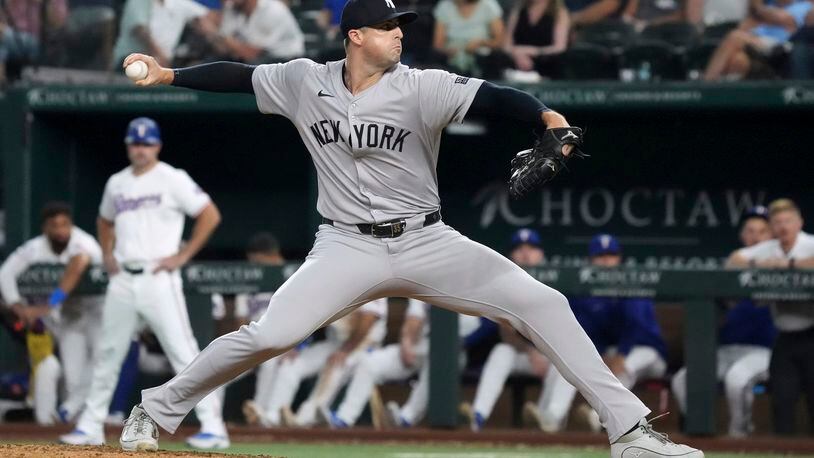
[741,205,769,224]
[124,117,162,145]
[589,233,621,257]
[510,228,542,248]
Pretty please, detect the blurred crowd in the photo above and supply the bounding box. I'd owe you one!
[2,0,814,87]
[1,198,813,439]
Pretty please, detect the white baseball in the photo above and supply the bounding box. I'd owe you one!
[125,60,149,81]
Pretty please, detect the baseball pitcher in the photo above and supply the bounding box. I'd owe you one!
[117,0,703,455]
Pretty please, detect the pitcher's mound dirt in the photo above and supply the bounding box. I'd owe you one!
[0,444,279,457]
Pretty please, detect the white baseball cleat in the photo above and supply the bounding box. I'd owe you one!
[576,404,603,433]
[119,405,159,451]
[186,432,231,450]
[522,401,562,433]
[59,429,105,446]
[611,418,704,458]
[242,400,262,426]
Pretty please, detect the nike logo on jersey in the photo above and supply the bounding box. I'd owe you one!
[309,119,412,153]
[318,90,334,98]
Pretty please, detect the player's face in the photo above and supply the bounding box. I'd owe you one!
[360,19,404,67]
[127,143,161,169]
[770,209,803,245]
[740,218,771,247]
[509,244,544,267]
[43,214,72,252]
[591,254,622,267]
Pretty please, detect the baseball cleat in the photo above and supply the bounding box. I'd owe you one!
[611,418,704,458]
[459,402,484,432]
[59,429,105,446]
[577,404,603,433]
[119,405,158,451]
[280,405,298,427]
[318,407,348,429]
[386,401,411,428]
[242,400,262,425]
[523,401,557,433]
[186,432,231,450]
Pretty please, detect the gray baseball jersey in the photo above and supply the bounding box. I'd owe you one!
[251,59,484,224]
[141,58,653,445]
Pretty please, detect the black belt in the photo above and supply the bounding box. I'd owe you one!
[322,209,441,238]
[123,266,145,275]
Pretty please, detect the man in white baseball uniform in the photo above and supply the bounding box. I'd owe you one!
[459,229,551,432]
[329,299,483,428]
[60,117,230,450]
[673,205,776,437]
[727,198,814,435]
[118,0,704,455]
[0,202,103,425]
[246,298,387,427]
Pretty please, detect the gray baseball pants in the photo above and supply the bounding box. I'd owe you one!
[141,221,649,442]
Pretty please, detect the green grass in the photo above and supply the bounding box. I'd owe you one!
[160,442,813,458]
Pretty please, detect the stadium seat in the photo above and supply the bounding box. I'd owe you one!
[555,43,618,80]
[574,20,636,50]
[620,39,684,81]
[684,40,718,79]
[641,22,700,50]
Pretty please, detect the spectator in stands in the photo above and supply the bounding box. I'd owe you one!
[59,1,116,69]
[621,0,685,31]
[566,0,622,26]
[673,206,776,437]
[0,0,67,81]
[525,234,667,433]
[789,19,814,77]
[198,0,304,63]
[318,0,346,40]
[727,198,814,436]
[500,0,570,76]
[459,229,552,431]
[686,0,753,28]
[112,0,217,68]
[703,0,814,81]
[432,0,505,74]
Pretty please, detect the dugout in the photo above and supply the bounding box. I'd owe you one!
[2,81,814,435]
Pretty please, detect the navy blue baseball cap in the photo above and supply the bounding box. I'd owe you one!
[741,205,769,224]
[340,0,418,37]
[510,228,542,249]
[124,117,162,145]
[589,234,621,257]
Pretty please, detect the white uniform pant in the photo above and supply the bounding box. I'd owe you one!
[141,223,649,442]
[34,299,103,424]
[77,269,225,437]
[472,343,548,421]
[294,343,372,426]
[258,340,339,425]
[538,346,666,430]
[672,344,771,436]
[335,342,430,425]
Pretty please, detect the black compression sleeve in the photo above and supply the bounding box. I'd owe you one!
[467,81,550,127]
[171,61,257,94]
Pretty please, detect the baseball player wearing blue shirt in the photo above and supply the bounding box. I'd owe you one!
[526,234,668,433]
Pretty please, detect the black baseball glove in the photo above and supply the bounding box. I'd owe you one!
[508,127,587,199]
